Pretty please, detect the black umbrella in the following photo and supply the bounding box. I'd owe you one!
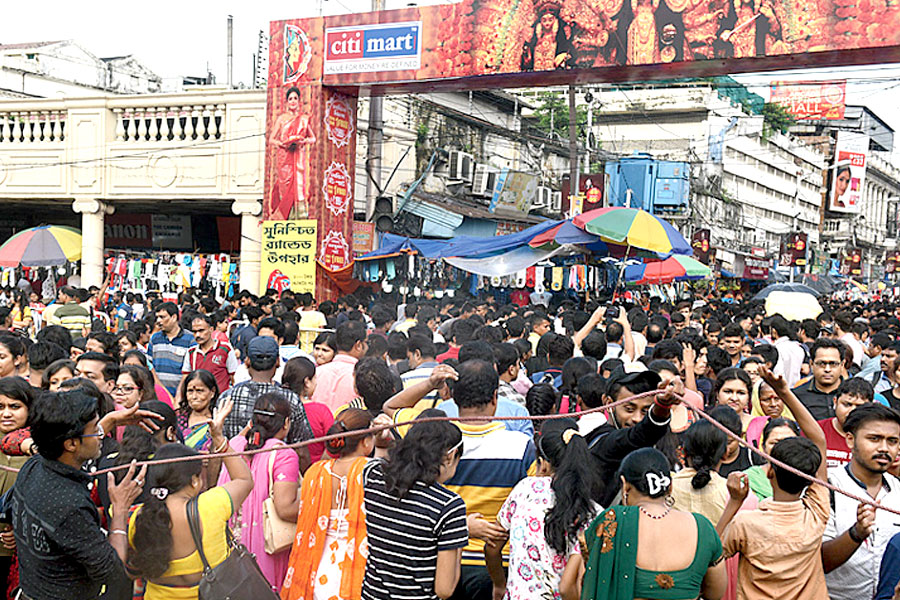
[753,282,821,301]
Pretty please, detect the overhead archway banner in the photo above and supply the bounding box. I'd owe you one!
[265,2,900,295]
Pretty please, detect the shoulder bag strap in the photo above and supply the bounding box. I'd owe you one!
[268,446,277,501]
[186,496,213,573]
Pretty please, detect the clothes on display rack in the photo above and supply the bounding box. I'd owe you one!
[104,252,240,301]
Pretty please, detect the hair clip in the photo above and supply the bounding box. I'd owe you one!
[253,409,276,417]
[150,487,169,500]
[252,431,261,446]
[561,429,581,445]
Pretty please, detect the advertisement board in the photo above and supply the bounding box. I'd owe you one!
[352,221,376,255]
[887,251,900,274]
[692,229,711,264]
[779,232,808,267]
[840,247,863,276]
[770,81,846,120]
[489,170,538,214]
[259,220,317,294]
[829,130,869,214]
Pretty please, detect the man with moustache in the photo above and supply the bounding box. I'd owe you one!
[821,403,900,600]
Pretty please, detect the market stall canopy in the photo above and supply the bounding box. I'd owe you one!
[572,207,691,256]
[624,255,711,285]
[0,225,82,267]
[764,290,823,321]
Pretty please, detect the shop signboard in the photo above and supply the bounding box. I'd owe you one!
[770,81,846,120]
[260,220,317,294]
[779,232,808,267]
[840,247,863,276]
[829,130,869,214]
[489,169,538,214]
[887,251,900,274]
[691,229,711,264]
[740,254,770,280]
[352,221,376,254]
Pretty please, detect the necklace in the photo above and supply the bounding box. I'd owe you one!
[639,504,671,520]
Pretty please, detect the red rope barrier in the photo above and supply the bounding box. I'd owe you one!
[4,389,898,517]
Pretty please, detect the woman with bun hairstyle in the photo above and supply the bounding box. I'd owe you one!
[281,408,374,600]
[574,447,727,600]
[487,417,599,600]
[128,399,253,600]
[670,420,732,523]
[218,391,300,591]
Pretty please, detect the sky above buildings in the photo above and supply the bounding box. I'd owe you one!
[2,0,899,157]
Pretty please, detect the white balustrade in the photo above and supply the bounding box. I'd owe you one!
[0,110,66,143]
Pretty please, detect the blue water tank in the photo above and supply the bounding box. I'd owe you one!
[604,154,690,213]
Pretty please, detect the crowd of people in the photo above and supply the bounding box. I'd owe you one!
[2,281,900,600]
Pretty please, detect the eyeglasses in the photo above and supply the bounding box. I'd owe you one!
[113,385,138,394]
[80,424,104,439]
[813,361,841,370]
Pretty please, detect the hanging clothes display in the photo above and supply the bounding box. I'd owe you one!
[103,250,240,301]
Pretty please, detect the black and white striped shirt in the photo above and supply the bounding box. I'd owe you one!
[362,460,468,600]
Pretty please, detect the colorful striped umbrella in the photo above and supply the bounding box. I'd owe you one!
[573,207,691,255]
[624,255,711,284]
[0,225,82,267]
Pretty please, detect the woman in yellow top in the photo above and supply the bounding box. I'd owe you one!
[127,398,253,600]
[9,290,32,335]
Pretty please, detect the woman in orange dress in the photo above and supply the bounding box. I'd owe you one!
[269,86,316,220]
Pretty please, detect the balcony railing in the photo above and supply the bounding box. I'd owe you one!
[0,89,265,201]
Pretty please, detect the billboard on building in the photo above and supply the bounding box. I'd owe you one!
[887,251,900,274]
[779,232,808,267]
[769,81,846,120]
[840,247,863,276]
[691,229,711,264]
[829,130,869,214]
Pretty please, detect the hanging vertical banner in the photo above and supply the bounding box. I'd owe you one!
[829,130,868,214]
[691,229,711,264]
[259,220,317,294]
[780,232,808,266]
[886,251,900,274]
[840,247,863,276]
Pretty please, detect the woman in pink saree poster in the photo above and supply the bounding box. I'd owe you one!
[269,86,316,220]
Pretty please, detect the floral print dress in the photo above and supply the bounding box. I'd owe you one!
[497,477,599,600]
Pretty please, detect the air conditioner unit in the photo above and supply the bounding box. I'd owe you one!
[551,191,562,212]
[448,150,475,183]
[472,164,498,197]
[534,186,552,209]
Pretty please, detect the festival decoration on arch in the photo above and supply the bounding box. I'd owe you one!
[265,1,900,297]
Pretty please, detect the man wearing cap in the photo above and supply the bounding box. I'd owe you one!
[585,363,679,507]
[219,336,313,468]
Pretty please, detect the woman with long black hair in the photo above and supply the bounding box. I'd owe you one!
[486,417,598,600]
[218,391,300,592]
[362,414,468,600]
[127,399,253,600]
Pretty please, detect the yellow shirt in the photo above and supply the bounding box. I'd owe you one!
[129,486,234,600]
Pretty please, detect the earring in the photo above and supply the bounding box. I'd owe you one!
[665,495,675,508]
[622,488,629,506]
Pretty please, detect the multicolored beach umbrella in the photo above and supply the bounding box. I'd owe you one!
[573,207,692,256]
[0,225,82,267]
[624,255,711,284]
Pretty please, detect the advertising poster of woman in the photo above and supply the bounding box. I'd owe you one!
[828,130,869,214]
[268,86,317,221]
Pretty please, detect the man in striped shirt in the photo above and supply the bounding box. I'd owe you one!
[47,287,91,341]
[442,359,536,600]
[148,301,195,398]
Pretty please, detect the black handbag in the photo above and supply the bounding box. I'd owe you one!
[186,495,280,600]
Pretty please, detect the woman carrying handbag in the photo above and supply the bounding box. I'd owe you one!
[127,398,256,600]
[218,392,301,591]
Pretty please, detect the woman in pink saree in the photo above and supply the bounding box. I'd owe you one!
[269,86,316,220]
